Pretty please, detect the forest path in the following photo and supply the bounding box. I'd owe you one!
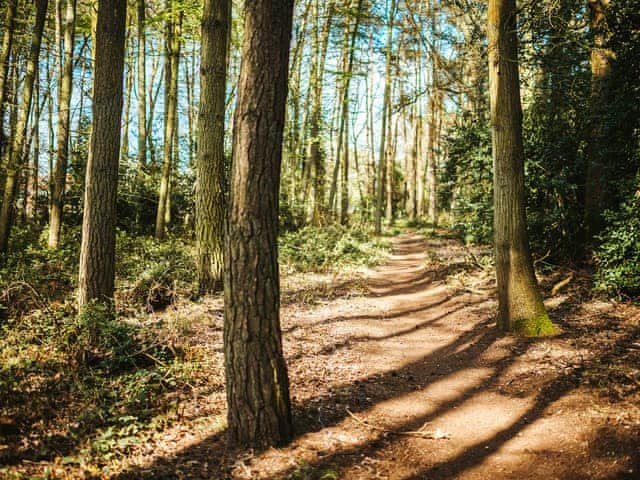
[118,233,639,479]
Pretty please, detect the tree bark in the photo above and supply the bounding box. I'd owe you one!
[137,0,147,172]
[77,0,126,306]
[309,0,335,226]
[584,0,613,241]
[488,0,554,335]
[224,0,295,448]
[375,0,397,234]
[155,5,181,240]
[48,0,77,248]
[195,0,230,294]
[0,0,48,255]
[0,0,17,159]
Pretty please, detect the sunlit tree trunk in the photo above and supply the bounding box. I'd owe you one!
[375,0,397,234]
[310,0,335,226]
[137,0,147,173]
[0,0,48,255]
[224,0,295,448]
[155,5,181,240]
[195,0,230,294]
[0,0,17,159]
[48,0,77,248]
[488,0,554,335]
[78,0,126,307]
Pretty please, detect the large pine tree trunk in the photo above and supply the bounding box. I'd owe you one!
[0,0,48,255]
[224,0,295,448]
[48,0,77,248]
[488,0,555,336]
[77,0,126,306]
[195,0,230,294]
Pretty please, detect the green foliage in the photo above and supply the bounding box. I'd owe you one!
[116,233,197,312]
[594,191,640,297]
[279,224,391,273]
[442,121,493,245]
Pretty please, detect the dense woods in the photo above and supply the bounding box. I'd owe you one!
[0,0,638,477]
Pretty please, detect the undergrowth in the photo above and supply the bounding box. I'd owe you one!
[279,224,391,274]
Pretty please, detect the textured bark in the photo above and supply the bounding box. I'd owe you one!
[77,0,126,306]
[137,0,147,171]
[426,91,440,225]
[584,0,613,240]
[155,6,180,240]
[309,0,334,226]
[327,0,363,225]
[195,0,230,294]
[375,0,397,234]
[224,0,294,448]
[488,0,553,335]
[0,0,47,255]
[0,0,17,159]
[48,0,77,249]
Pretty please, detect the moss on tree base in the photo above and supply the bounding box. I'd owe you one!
[512,313,559,337]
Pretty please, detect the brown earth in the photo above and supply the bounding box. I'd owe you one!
[7,233,636,479]
[108,233,639,480]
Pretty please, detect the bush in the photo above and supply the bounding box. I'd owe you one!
[116,233,197,313]
[594,193,640,297]
[279,224,391,273]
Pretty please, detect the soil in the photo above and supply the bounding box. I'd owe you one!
[9,233,640,479]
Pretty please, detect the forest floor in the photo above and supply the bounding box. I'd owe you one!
[3,231,640,479]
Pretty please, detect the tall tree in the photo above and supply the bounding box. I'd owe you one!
[488,0,555,335]
[155,4,181,240]
[195,0,230,294]
[328,0,364,225]
[0,0,17,158]
[0,0,48,255]
[48,0,77,248]
[309,0,335,226]
[375,0,397,234]
[224,0,295,447]
[584,0,613,240]
[137,0,147,173]
[77,0,127,307]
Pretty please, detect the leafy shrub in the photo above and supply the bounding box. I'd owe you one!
[279,224,391,273]
[116,233,197,312]
[594,194,640,297]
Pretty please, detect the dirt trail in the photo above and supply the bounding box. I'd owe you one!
[119,233,639,479]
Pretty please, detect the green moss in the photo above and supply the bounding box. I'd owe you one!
[512,313,559,337]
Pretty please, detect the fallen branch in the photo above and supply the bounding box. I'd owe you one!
[551,273,574,296]
[346,408,450,439]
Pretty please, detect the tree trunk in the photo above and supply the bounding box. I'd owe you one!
[309,0,335,226]
[155,5,180,240]
[488,0,555,336]
[0,0,48,255]
[0,0,17,159]
[375,0,397,234]
[48,0,77,249]
[328,0,363,225]
[77,0,126,307]
[137,0,147,172]
[196,0,230,295]
[224,0,295,448]
[584,0,613,241]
